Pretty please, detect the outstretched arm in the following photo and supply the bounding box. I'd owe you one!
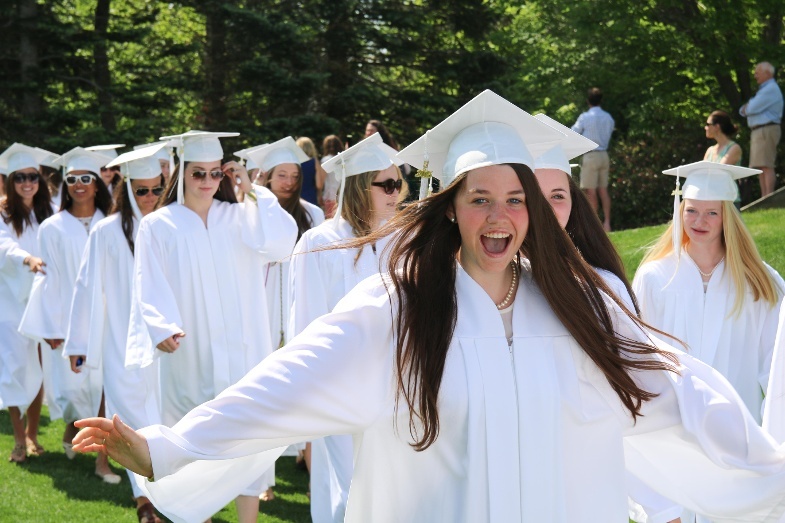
[73,414,153,478]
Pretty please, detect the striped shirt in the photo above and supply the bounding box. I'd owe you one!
[572,106,615,151]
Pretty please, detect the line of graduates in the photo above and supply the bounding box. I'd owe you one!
[2,89,785,523]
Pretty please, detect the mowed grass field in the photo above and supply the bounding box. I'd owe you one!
[1,207,782,522]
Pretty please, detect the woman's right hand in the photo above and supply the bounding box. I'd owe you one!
[156,332,185,353]
[23,256,46,274]
[73,415,153,478]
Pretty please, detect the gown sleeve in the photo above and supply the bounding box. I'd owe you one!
[125,217,182,369]
[288,232,332,337]
[764,302,785,442]
[63,226,104,368]
[0,219,34,303]
[758,268,785,396]
[18,221,66,340]
[613,310,785,522]
[138,277,395,522]
[239,185,298,264]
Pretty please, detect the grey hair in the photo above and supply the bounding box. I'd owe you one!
[758,62,775,75]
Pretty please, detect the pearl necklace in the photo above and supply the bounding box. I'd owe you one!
[496,262,518,310]
[693,256,725,279]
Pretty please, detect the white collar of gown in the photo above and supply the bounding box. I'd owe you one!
[453,264,570,521]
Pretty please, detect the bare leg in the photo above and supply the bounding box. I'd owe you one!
[583,188,598,213]
[760,167,776,197]
[25,384,44,453]
[235,495,260,523]
[598,187,612,231]
[9,407,26,447]
[304,442,311,473]
[135,496,161,523]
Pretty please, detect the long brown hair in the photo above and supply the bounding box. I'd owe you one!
[1,170,53,236]
[565,175,640,315]
[111,175,165,255]
[265,163,313,240]
[60,172,112,216]
[344,163,678,451]
[157,162,237,209]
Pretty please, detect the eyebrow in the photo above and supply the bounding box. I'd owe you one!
[466,188,525,195]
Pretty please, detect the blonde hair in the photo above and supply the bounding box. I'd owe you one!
[341,165,409,262]
[296,137,318,160]
[640,200,780,316]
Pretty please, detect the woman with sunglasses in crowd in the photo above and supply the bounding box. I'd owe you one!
[288,133,407,523]
[19,147,113,478]
[124,131,297,523]
[0,144,53,463]
[242,137,325,501]
[62,145,167,522]
[75,93,785,523]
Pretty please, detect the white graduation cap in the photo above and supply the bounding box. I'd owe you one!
[36,148,60,169]
[133,141,172,162]
[0,143,51,173]
[397,89,566,199]
[662,160,760,255]
[322,133,399,225]
[85,144,126,161]
[52,147,111,175]
[533,114,598,175]
[107,143,167,221]
[244,137,309,173]
[234,145,266,171]
[158,130,240,204]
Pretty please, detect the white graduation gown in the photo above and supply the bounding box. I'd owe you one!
[289,216,393,523]
[125,186,297,427]
[138,265,785,523]
[18,210,105,422]
[764,302,785,441]
[0,213,43,414]
[263,199,324,348]
[63,213,161,496]
[633,251,785,423]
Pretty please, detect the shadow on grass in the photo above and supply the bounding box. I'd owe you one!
[1,409,312,522]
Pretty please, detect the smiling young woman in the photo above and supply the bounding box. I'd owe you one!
[0,144,53,464]
[74,93,785,523]
[634,161,783,425]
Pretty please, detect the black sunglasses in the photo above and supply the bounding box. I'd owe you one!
[12,172,40,183]
[134,186,164,197]
[190,170,225,180]
[65,174,95,186]
[370,178,402,195]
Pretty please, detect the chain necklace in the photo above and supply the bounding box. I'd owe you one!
[496,261,519,310]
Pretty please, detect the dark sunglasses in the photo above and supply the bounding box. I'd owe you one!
[190,170,225,180]
[12,172,40,183]
[370,178,402,195]
[65,174,95,186]
[134,186,164,197]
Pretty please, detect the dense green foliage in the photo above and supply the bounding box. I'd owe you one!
[2,0,784,228]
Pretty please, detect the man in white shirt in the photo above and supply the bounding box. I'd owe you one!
[572,87,615,231]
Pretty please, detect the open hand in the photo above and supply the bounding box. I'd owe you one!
[73,415,153,478]
[24,256,46,274]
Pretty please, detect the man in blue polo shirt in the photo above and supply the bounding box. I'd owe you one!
[740,61,783,197]
[572,87,615,231]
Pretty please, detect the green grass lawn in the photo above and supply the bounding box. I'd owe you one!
[1,208,781,522]
[0,407,311,522]
[611,207,785,279]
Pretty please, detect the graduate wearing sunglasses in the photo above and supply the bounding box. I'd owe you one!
[289,133,407,523]
[124,131,297,523]
[62,144,168,518]
[19,147,112,476]
[0,143,53,464]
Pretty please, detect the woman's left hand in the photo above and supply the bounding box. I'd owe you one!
[222,161,252,194]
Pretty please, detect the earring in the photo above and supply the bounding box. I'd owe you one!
[449,216,456,223]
